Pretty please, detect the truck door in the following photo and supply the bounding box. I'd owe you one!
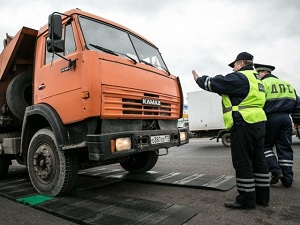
[35,22,83,124]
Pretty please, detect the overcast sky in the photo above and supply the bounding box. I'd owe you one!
[1,0,300,101]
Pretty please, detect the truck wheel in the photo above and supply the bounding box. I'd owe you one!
[222,133,231,147]
[0,156,10,178]
[6,71,33,121]
[27,128,78,196]
[120,151,158,173]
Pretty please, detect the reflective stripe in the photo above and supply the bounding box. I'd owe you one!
[253,173,270,187]
[204,77,212,92]
[237,183,255,188]
[223,105,258,113]
[254,173,270,178]
[255,178,270,182]
[237,187,255,192]
[207,78,212,91]
[236,176,255,192]
[236,176,256,193]
[267,97,295,101]
[264,150,273,154]
[236,178,255,182]
[278,160,293,167]
[292,112,300,119]
[223,107,230,114]
[279,163,293,167]
[278,160,293,163]
[204,77,209,90]
[264,150,275,158]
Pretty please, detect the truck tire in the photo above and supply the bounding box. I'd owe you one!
[0,156,10,178]
[120,151,158,173]
[27,128,78,196]
[6,71,33,121]
[221,132,231,147]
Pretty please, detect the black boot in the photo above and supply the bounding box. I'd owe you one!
[224,202,255,209]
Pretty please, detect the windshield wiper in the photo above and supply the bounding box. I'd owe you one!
[89,43,137,64]
[89,44,118,56]
[140,60,170,74]
[140,59,155,67]
[118,52,137,64]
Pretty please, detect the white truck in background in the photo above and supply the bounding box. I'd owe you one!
[293,127,300,139]
[187,91,230,147]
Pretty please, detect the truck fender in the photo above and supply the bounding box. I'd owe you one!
[20,103,72,156]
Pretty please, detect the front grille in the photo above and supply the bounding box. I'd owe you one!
[122,98,171,116]
[101,86,180,119]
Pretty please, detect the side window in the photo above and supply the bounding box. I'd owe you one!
[45,36,59,64]
[64,23,76,55]
[45,23,76,64]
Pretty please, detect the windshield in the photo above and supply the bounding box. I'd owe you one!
[78,16,168,72]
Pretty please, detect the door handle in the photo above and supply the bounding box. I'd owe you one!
[38,83,46,90]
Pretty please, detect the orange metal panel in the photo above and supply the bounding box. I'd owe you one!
[0,27,37,81]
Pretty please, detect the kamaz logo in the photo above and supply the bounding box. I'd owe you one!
[141,98,161,106]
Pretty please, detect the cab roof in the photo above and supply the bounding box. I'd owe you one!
[38,9,155,47]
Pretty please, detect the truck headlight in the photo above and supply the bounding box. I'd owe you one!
[112,137,131,152]
[180,131,188,142]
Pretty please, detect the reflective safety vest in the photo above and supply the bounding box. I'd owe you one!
[262,76,296,102]
[222,70,267,130]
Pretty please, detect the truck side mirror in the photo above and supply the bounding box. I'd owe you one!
[48,14,62,40]
[47,14,65,53]
[47,39,65,53]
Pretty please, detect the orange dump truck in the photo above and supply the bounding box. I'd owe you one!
[0,9,188,196]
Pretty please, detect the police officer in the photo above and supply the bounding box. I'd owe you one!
[192,52,270,209]
[254,63,300,188]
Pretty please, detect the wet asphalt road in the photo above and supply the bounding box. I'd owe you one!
[0,137,300,225]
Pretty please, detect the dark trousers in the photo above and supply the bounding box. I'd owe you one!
[264,113,294,187]
[231,121,270,206]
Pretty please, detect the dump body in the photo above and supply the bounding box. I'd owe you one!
[0,27,37,127]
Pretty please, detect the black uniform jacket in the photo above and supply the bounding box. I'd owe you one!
[195,65,255,123]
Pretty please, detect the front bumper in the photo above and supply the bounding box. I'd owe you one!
[87,128,189,161]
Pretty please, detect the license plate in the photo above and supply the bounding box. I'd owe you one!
[151,135,170,144]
